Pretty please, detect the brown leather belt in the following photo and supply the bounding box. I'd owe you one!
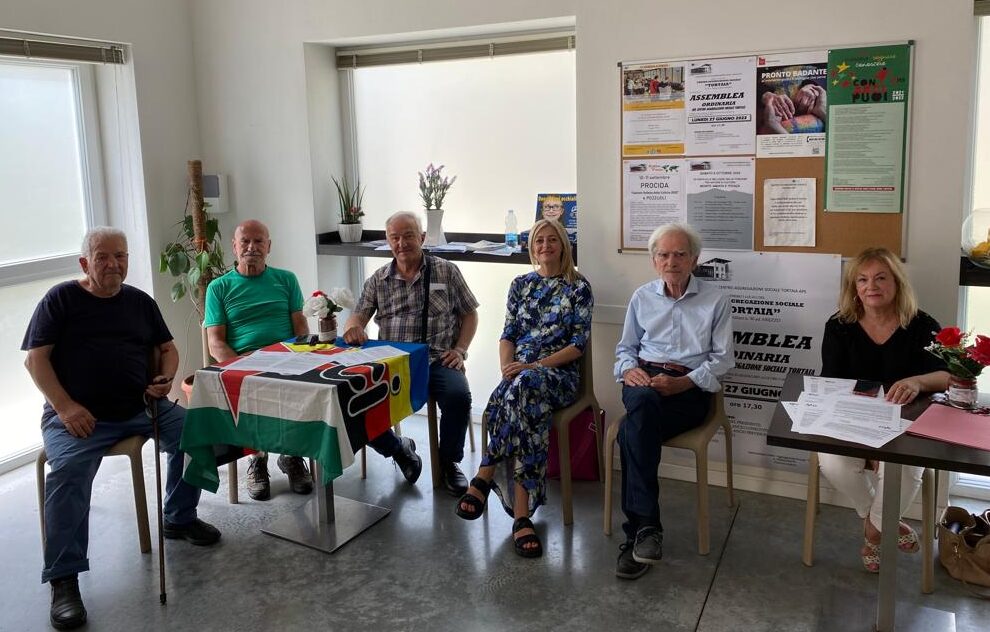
[638,359,690,375]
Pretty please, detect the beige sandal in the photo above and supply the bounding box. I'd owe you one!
[862,539,881,573]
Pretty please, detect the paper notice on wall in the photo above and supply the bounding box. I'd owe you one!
[622,62,687,156]
[763,178,816,247]
[685,56,756,156]
[622,159,685,249]
[685,157,755,250]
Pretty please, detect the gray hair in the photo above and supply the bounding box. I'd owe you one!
[647,223,702,257]
[385,211,423,234]
[81,226,127,258]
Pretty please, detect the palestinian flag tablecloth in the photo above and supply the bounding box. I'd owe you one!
[181,339,428,492]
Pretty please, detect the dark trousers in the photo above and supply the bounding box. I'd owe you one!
[619,366,711,541]
[368,361,471,463]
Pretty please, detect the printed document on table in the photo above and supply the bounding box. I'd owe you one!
[331,345,408,366]
[803,376,856,396]
[801,394,904,448]
[224,351,335,375]
[784,392,829,432]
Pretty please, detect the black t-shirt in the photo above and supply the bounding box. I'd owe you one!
[21,281,173,422]
[820,310,948,383]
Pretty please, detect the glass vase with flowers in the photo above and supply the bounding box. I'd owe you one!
[303,288,356,342]
[926,327,990,408]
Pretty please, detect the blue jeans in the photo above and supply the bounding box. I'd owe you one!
[40,400,200,583]
[368,361,471,463]
[619,368,711,541]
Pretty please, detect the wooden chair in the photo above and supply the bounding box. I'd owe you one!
[603,391,735,555]
[481,338,605,526]
[361,398,476,489]
[803,453,938,593]
[36,435,152,554]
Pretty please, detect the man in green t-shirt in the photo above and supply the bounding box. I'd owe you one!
[204,219,314,501]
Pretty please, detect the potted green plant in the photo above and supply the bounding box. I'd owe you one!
[334,175,365,243]
[158,203,229,318]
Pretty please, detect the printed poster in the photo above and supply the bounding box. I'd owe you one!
[685,57,756,156]
[671,252,841,472]
[686,157,755,250]
[755,51,828,158]
[535,193,577,243]
[825,44,911,213]
[763,178,816,247]
[622,62,686,156]
[622,160,685,249]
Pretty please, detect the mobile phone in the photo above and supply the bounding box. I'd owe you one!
[294,334,318,344]
[852,379,882,397]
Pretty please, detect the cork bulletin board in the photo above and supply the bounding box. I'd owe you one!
[619,43,913,258]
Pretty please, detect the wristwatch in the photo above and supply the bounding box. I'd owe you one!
[454,346,468,360]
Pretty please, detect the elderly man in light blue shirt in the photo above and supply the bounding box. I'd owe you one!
[613,222,734,580]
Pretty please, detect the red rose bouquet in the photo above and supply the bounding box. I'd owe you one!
[926,327,990,380]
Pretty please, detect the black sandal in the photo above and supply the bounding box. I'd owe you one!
[512,517,543,558]
[455,477,491,520]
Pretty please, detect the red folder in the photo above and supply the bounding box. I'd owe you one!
[906,404,990,451]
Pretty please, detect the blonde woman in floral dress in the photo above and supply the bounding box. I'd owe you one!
[455,219,593,558]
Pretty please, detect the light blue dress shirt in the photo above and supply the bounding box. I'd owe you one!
[613,275,734,392]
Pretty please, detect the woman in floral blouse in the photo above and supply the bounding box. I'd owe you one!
[455,219,593,558]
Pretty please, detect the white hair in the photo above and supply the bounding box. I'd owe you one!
[647,223,702,257]
[82,226,127,258]
[385,211,423,234]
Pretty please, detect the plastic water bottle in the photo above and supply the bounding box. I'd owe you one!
[505,209,519,251]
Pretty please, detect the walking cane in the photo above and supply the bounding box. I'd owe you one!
[145,392,167,605]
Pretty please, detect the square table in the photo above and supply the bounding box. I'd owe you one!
[766,372,990,632]
[180,339,429,553]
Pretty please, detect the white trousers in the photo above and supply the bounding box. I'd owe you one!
[817,453,924,530]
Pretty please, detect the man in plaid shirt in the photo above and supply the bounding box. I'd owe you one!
[344,211,479,495]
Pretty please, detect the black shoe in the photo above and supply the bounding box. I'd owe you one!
[163,518,221,546]
[440,461,469,496]
[616,542,649,580]
[392,437,422,484]
[246,454,271,501]
[50,575,86,630]
[632,526,663,564]
[277,455,314,494]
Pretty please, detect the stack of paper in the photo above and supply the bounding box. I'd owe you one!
[465,240,505,252]
[784,376,905,448]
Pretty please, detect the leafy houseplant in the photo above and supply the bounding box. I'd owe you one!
[333,175,365,243]
[158,204,229,317]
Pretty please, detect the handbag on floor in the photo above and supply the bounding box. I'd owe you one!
[938,506,990,594]
[547,408,601,481]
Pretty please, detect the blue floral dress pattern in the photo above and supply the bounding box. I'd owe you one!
[482,272,594,517]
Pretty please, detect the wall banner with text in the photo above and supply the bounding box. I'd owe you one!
[683,252,841,473]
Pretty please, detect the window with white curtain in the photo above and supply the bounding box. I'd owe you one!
[1,58,106,470]
[348,49,576,411]
[952,16,990,500]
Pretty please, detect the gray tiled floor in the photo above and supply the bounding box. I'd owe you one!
[1,419,988,631]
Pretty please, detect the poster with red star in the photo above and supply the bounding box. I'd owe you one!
[824,44,911,213]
